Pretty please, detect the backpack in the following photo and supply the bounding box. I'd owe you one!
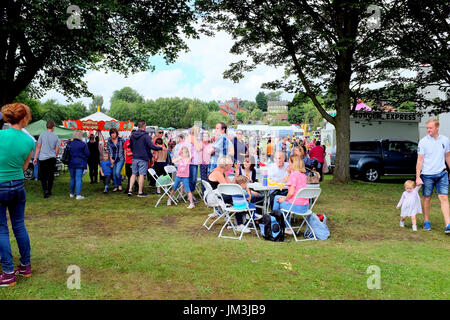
[259,210,285,242]
[304,213,330,240]
[61,141,71,165]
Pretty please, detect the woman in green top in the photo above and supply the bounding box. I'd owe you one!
[0,103,34,287]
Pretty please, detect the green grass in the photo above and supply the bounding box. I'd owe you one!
[0,173,449,299]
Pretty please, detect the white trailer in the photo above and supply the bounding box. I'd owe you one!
[321,111,421,167]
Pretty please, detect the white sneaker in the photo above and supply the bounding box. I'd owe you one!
[236,225,251,233]
[187,203,195,209]
[167,199,172,206]
[400,221,405,228]
[76,195,85,200]
[70,193,74,198]
[412,225,417,231]
[285,228,294,235]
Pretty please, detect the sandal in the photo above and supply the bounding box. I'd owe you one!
[118,186,122,191]
[112,188,118,192]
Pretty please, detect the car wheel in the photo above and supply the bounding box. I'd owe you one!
[363,166,380,182]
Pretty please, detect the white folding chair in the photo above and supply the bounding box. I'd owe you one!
[201,180,227,230]
[164,165,187,203]
[280,187,321,242]
[148,168,179,208]
[217,184,260,240]
[195,177,203,198]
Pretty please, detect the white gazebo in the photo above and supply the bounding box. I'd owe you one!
[80,111,116,122]
[79,110,131,139]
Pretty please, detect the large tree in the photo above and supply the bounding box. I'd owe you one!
[88,95,104,114]
[255,91,268,112]
[110,87,145,105]
[197,0,444,182]
[0,0,197,108]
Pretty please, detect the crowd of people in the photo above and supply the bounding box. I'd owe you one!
[36,120,328,206]
[1,102,450,288]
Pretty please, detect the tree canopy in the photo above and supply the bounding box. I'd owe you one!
[255,91,268,112]
[1,0,197,108]
[196,0,449,182]
[111,87,145,105]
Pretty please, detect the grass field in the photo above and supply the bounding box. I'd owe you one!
[0,172,448,300]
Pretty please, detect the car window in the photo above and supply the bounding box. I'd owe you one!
[403,142,418,154]
[350,142,378,151]
[385,142,404,153]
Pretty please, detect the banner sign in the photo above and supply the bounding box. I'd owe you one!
[351,111,420,122]
[63,120,134,131]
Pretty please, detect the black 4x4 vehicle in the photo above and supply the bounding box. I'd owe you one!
[330,139,418,182]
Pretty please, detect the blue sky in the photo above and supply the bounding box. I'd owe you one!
[40,31,294,110]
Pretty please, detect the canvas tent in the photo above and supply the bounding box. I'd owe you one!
[25,120,79,139]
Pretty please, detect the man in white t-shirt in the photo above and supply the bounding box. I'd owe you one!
[416,119,450,233]
[267,151,289,210]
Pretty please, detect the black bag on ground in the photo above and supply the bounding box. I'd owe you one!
[259,210,285,242]
[61,141,71,165]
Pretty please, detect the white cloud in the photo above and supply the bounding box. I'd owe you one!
[40,30,294,109]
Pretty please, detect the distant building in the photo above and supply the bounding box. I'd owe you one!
[267,101,289,113]
[218,97,248,123]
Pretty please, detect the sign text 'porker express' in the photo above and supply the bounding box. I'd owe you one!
[351,111,421,123]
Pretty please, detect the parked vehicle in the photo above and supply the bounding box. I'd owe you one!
[23,156,63,180]
[330,139,418,182]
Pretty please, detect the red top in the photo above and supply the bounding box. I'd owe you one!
[123,139,133,164]
[309,145,324,163]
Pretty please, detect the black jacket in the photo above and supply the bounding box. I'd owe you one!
[130,130,162,161]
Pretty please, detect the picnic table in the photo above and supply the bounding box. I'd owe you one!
[248,182,320,214]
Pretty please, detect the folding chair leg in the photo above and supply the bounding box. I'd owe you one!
[243,211,259,238]
[218,214,241,239]
[302,217,317,241]
[203,209,223,230]
[155,186,178,208]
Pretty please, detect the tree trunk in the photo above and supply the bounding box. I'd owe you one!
[333,92,351,183]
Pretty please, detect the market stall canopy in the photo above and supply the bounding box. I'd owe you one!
[63,109,133,132]
[26,120,80,139]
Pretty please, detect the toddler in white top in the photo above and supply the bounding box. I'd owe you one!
[396,180,422,231]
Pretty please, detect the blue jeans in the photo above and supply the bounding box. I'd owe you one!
[33,159,39,180]
[69,167,84,196]
[272,195,308,228]
[112,159,125,188]
[189,165,199,195]
[421,170,449,196]
[0,180,30,273]
[173,176,191,193]
[200,164,209,193]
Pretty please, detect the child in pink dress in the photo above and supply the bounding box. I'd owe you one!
[168,146,195,209]
[396,180,422,231]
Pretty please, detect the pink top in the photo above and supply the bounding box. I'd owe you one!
[202,143,213,165]
[177,158,190,178]
[186,140,202,165]
[286,171,308,206]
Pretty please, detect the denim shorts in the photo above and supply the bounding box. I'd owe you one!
[421,170,449,197]
[132,159,149,176]
[172,177,191,193]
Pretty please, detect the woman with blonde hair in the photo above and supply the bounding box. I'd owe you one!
[272,155,309,234]
[68,131,90,199]
[207,156,237,190]
[0,103,34,286]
